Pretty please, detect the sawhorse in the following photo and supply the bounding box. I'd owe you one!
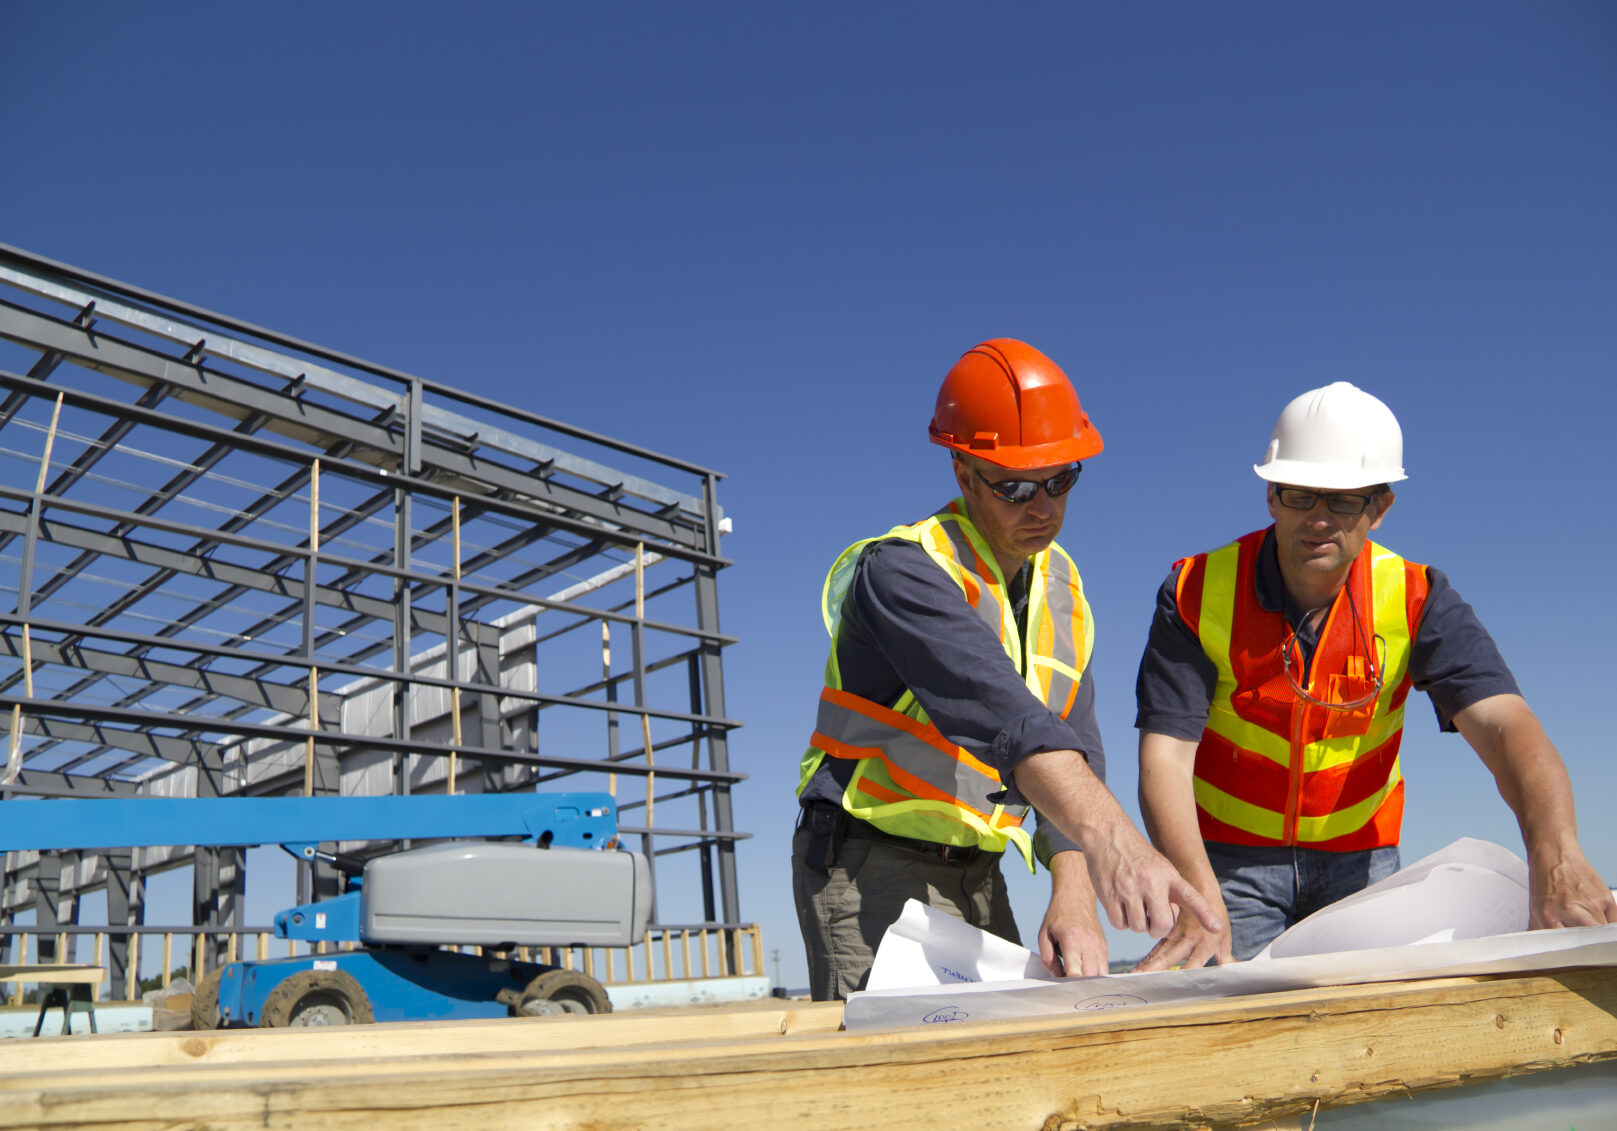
[0,963,106,1036]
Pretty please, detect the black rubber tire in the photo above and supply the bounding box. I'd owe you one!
[189,967,224,1031]
[516,969,612,1017]
[257,969,375,1028]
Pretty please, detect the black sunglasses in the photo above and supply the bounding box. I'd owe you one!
[972,463,1082,505]
[1273,486,1381,516]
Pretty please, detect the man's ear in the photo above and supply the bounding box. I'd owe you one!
[951,454,972,496]
[1264,483,1278,522]
[1369,489,1396,531]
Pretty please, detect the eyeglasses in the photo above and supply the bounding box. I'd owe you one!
[971,463,1081,505]
[1273,487,1381,516]
[1280,590,1385,712]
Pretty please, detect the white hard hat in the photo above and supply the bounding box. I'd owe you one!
[1254,382,1407,490]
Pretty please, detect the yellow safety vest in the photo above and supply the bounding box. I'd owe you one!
[798,500,1094,870]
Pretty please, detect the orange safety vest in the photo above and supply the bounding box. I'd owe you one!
[798,500,1094,870]
[1176,529,1430,850]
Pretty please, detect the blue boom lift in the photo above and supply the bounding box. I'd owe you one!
[0,790,650,1027]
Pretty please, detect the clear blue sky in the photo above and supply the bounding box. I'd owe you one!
[4,2,1614,993]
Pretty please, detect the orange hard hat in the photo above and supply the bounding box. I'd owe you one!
[927,339,1103,469]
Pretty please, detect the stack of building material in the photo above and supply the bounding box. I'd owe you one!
[2,967,1615,1129]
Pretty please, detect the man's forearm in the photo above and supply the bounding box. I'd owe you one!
[1014,749,1133,852]
[1049,848,1094,898]
[1138,731,1221,895]
[1455,695,1580,855]
[1014,747,1223,937]
[1455,693,1617,928]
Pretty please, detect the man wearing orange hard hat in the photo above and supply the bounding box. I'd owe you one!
[1134,382,1617,972]
[792,338,1219,1000]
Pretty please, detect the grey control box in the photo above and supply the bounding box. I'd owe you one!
[361,842,651,947]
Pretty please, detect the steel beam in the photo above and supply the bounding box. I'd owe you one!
[0,303,708,552]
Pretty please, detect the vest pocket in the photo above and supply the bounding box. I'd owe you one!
[1316,674,1376,739]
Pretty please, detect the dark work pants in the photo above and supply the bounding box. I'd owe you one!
[791,825,1020,1001]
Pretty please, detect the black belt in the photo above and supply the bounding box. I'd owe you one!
[800,802,985,865]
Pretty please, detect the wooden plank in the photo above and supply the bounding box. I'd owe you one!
[0,964,106,987]
[1,976,1472,1077]
[0,998,845,1073]
[1,969,1614,1129]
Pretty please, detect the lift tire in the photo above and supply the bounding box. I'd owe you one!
[190,968,224,1030]
[258,969,375,1028]
[516,969,612,1017]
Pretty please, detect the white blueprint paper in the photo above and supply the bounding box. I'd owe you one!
[1257,836,1528,957]
[864,894,1051,989]
[845,838,1617,1031]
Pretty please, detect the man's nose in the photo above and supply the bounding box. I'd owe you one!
[1304,498,1337,523]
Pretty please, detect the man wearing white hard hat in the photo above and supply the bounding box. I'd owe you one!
[1132,382,1616,969]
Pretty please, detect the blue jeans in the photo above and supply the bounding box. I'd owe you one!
[1207,842,1401,960]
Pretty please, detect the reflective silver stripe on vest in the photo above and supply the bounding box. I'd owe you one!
[814,694,1024,816]
[1039,549,1079,711]
[932,515,1007,641]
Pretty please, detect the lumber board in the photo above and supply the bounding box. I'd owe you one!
[0,997,845,1072]
[0,976,1490,1076]
[0,963,106,986]
[2,969,1615,1130]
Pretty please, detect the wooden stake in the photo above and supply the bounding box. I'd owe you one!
[6,393,63,785]
[1,623,28,783]
[304,460,321,797]
[33,393,64,496]
[304,666,319,797]
[601,620,615,798]
[448,497,461,796]
[636,543,653,826]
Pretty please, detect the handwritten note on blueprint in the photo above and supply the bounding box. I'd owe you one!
[843,838,1617,1030]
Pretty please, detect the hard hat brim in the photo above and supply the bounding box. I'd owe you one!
[931,428,1103,470]
[1254,459,1407,491]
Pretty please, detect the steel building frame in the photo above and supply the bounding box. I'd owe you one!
[0,244,745,995]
